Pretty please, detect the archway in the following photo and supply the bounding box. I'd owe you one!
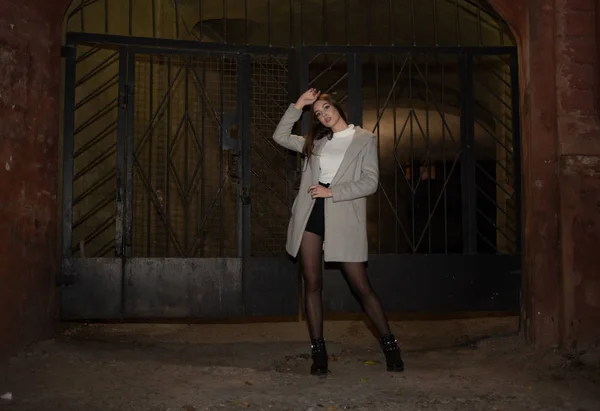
[58,0,523,320]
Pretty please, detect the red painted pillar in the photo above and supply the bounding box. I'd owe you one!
[492,0,600,347]
[555,0,600,348]
[491,0,562,346]
[0,0,70,357]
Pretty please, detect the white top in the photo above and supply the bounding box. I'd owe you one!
[319,125,355,184]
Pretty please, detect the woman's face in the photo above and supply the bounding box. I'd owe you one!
[313,99,341,129]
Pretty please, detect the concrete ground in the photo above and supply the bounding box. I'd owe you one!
[0,316,599,411]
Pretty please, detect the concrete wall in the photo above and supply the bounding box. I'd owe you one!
[0,0,69,357]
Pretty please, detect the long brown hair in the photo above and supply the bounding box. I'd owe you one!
[302,94,348,160]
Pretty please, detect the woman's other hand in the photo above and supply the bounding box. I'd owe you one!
[309,185,333,199]
[294,88,321,110]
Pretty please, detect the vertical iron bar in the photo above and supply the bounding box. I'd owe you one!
[184,59,190,254]
[300,0,305,45]
[61,44,77,282]
[174,0,180,39]
[347,54,363,126]
[426,53,431,253]
[289,0,294,47]
[104,0,109,34]
[510,51,522,254]
[145,55,154,257]
[129,0,133,36]
[433,0,438,46]
[115,48,128,259]
[410,0,416,46]
[166,56,172,256]
[238,54,252,256]
[389,0,394,45]
[124,51,135,258]
[199,61,207,257]
[239,54,251,302]
[322,0,327,45]
[268,0,273,46]
[223,0,227,43]
[287,50,299,210]
[375,54,381,253]
[199,0,203,40]
[245,0,249,44]
[475,0,483,46]
[299,48,309,135]
[80,2,85,32]
[442,58,448,253]
[147,55,153,256]
[476,0,483,46]
[392,53,398,253]
[152,0,156,38]
[460,53,477,254]
[345,0,350,45]
[367,0,372,45]
[219,55,225,255]
[409,53,415,252]
[455,0,461,46]
[235,55,242,259]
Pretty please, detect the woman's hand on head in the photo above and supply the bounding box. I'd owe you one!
[294,88,321,110]
[309,185,333,199]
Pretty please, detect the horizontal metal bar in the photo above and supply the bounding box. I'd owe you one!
[65,32,292,56]
[301,45,517,55]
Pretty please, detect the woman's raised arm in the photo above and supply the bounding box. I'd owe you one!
[272,88,321,153]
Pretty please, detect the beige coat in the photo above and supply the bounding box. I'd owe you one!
[272,104,379,262]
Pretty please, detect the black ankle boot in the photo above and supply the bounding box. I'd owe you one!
[380,334,404,372]
[310,338,329,376]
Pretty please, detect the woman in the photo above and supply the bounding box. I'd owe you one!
[272,88,404,376]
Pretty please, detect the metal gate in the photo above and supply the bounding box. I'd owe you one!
[301,46,521,312]
[59,33,521,319]
[59,34,299,319]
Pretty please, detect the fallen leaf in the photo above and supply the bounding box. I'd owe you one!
[327,406,337,411]
[364,360,377,366]
[244,381,253,386]
[242,402,250,407]
[360,377,368,383]
[395,388,403,396]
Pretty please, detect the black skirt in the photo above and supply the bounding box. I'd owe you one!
[304,182,330,238]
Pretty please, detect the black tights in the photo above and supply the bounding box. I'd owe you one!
[300,231,391,340]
